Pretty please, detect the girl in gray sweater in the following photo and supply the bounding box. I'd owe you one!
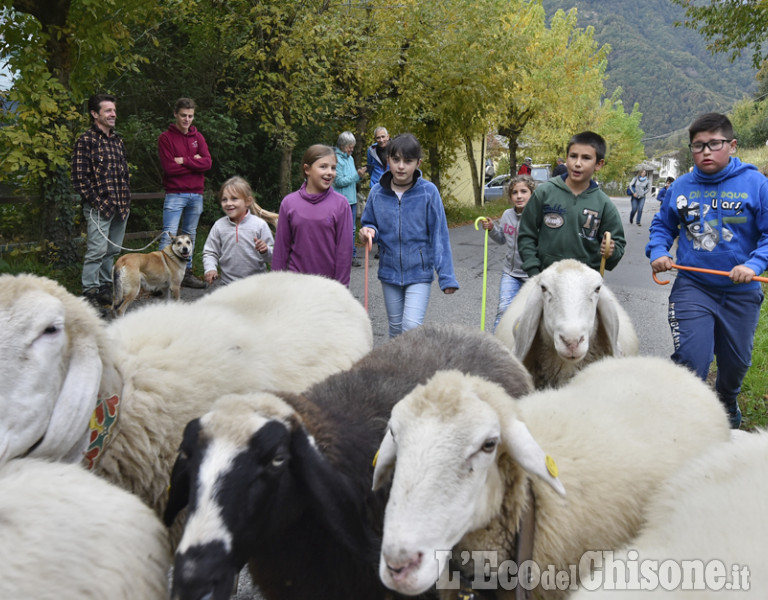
[481,175,537,331]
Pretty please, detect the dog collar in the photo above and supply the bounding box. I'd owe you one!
[83,394,120,470]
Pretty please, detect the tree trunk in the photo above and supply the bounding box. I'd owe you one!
[464,135,482,207]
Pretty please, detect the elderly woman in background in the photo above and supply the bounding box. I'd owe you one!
[333,131,367,267]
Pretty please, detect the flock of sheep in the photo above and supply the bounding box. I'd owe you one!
[0,259,764,599]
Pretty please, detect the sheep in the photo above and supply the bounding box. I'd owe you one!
[567,429,768,598]
[494,259,639,388]
[372,356,732,600]
[0,271,373,522]
[163,323,534,600]
[0,458,170,599]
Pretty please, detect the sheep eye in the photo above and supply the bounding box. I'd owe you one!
[540,284,548,294]
[42,324,59,335]
[481,438,498,453]
[271,455,286,468]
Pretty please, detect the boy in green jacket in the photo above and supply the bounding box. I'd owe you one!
[518,131,626,276]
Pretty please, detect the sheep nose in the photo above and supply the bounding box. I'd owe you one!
[560,335,585,356]
[385,551,423,581]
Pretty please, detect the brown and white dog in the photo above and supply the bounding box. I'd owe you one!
[112,234,193,317]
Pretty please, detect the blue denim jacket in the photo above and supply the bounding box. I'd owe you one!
[361,171,459,291]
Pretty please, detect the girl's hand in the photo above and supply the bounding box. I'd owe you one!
[443,287,457,295]
[204,270,218,284]
[357,167,367,178]
[359,227,375,246]
[254,238,268,254]
[481,218,493,231]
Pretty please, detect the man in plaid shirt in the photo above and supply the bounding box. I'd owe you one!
[71,93,131,309]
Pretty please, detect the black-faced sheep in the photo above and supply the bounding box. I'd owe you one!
[373,356,731,599]
[494,259,638,388]
[0,271,372,521]
[568,429,768,598]
[0,458,170,599]
[164,324,534,600]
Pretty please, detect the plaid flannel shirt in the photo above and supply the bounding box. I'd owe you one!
[71,125,131,221]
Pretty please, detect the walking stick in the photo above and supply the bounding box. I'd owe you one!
[652,263,768,285]
[364,237,371,312]
[599,231,611,277]
[474,217,490,331]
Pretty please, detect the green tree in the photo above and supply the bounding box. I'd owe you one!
[671,0,767,69]
[589,88,645,183]
[499,7,609,175]
[0,0,161,261]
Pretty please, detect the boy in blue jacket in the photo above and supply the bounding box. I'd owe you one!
[647,113,768,428]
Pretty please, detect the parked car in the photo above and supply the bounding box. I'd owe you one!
[483,164,552,201]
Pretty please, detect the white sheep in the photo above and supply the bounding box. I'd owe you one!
[567,429,768,598]
[372,356,731,599]
[0,271,373,519]
[0,458,170,599]
[494,259,638,388]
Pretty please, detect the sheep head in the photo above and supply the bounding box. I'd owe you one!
[372,370,564,596]
[510,260,620,364]
[166,392,375,600]
[0,274,105,465]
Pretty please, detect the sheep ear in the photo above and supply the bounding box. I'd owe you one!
[31,333,102,462]
[511,283,543,360]
[290,426,374,554]
[372,428,396,491]
[597,287,621,356]
[503,419,566,497]
[163,419,199,526]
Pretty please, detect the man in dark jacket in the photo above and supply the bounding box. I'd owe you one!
[158,97,212,287]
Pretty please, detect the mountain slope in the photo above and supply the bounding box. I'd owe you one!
[542,0,756,152]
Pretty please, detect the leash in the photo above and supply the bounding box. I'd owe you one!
[474,217,489,331]
[653,263,768,285]
[88,207,167,252]
[599,231,611,277]
[364,238,371,312]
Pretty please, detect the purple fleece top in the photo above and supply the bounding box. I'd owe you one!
[272,182,353,286]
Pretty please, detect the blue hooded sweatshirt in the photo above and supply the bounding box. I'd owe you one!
[646,157,768,290]
[361,170,459,291]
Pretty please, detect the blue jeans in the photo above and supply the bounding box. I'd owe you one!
[159,193,203,269]
[493,273,526,332]
[82,203,128,291]
[668,276,763,411]
[629,196,646,224]
[381,281,432,338]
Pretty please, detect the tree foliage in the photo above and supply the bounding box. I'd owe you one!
[670,0,768,69]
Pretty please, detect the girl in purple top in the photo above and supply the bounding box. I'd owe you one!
[272,145,353,286]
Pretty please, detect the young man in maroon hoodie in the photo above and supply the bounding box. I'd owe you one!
[158,97,212,287]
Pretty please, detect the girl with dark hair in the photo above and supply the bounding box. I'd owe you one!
[273,144,353,285]
[359,133,459,338]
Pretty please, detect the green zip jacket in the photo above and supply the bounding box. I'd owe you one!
[518,176,625,276]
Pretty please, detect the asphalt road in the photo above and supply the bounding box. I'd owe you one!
[345,194,674,357]
[178,194,675,598]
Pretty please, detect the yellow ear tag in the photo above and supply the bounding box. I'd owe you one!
[372,449,379,468]
[545,455,558,478]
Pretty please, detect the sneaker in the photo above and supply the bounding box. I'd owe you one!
[83,288,102,309]
[637,223,642,227]
[352,258,362,267]
[97,283,113,306]
[729,406,743,429]
[182,269,206,289]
